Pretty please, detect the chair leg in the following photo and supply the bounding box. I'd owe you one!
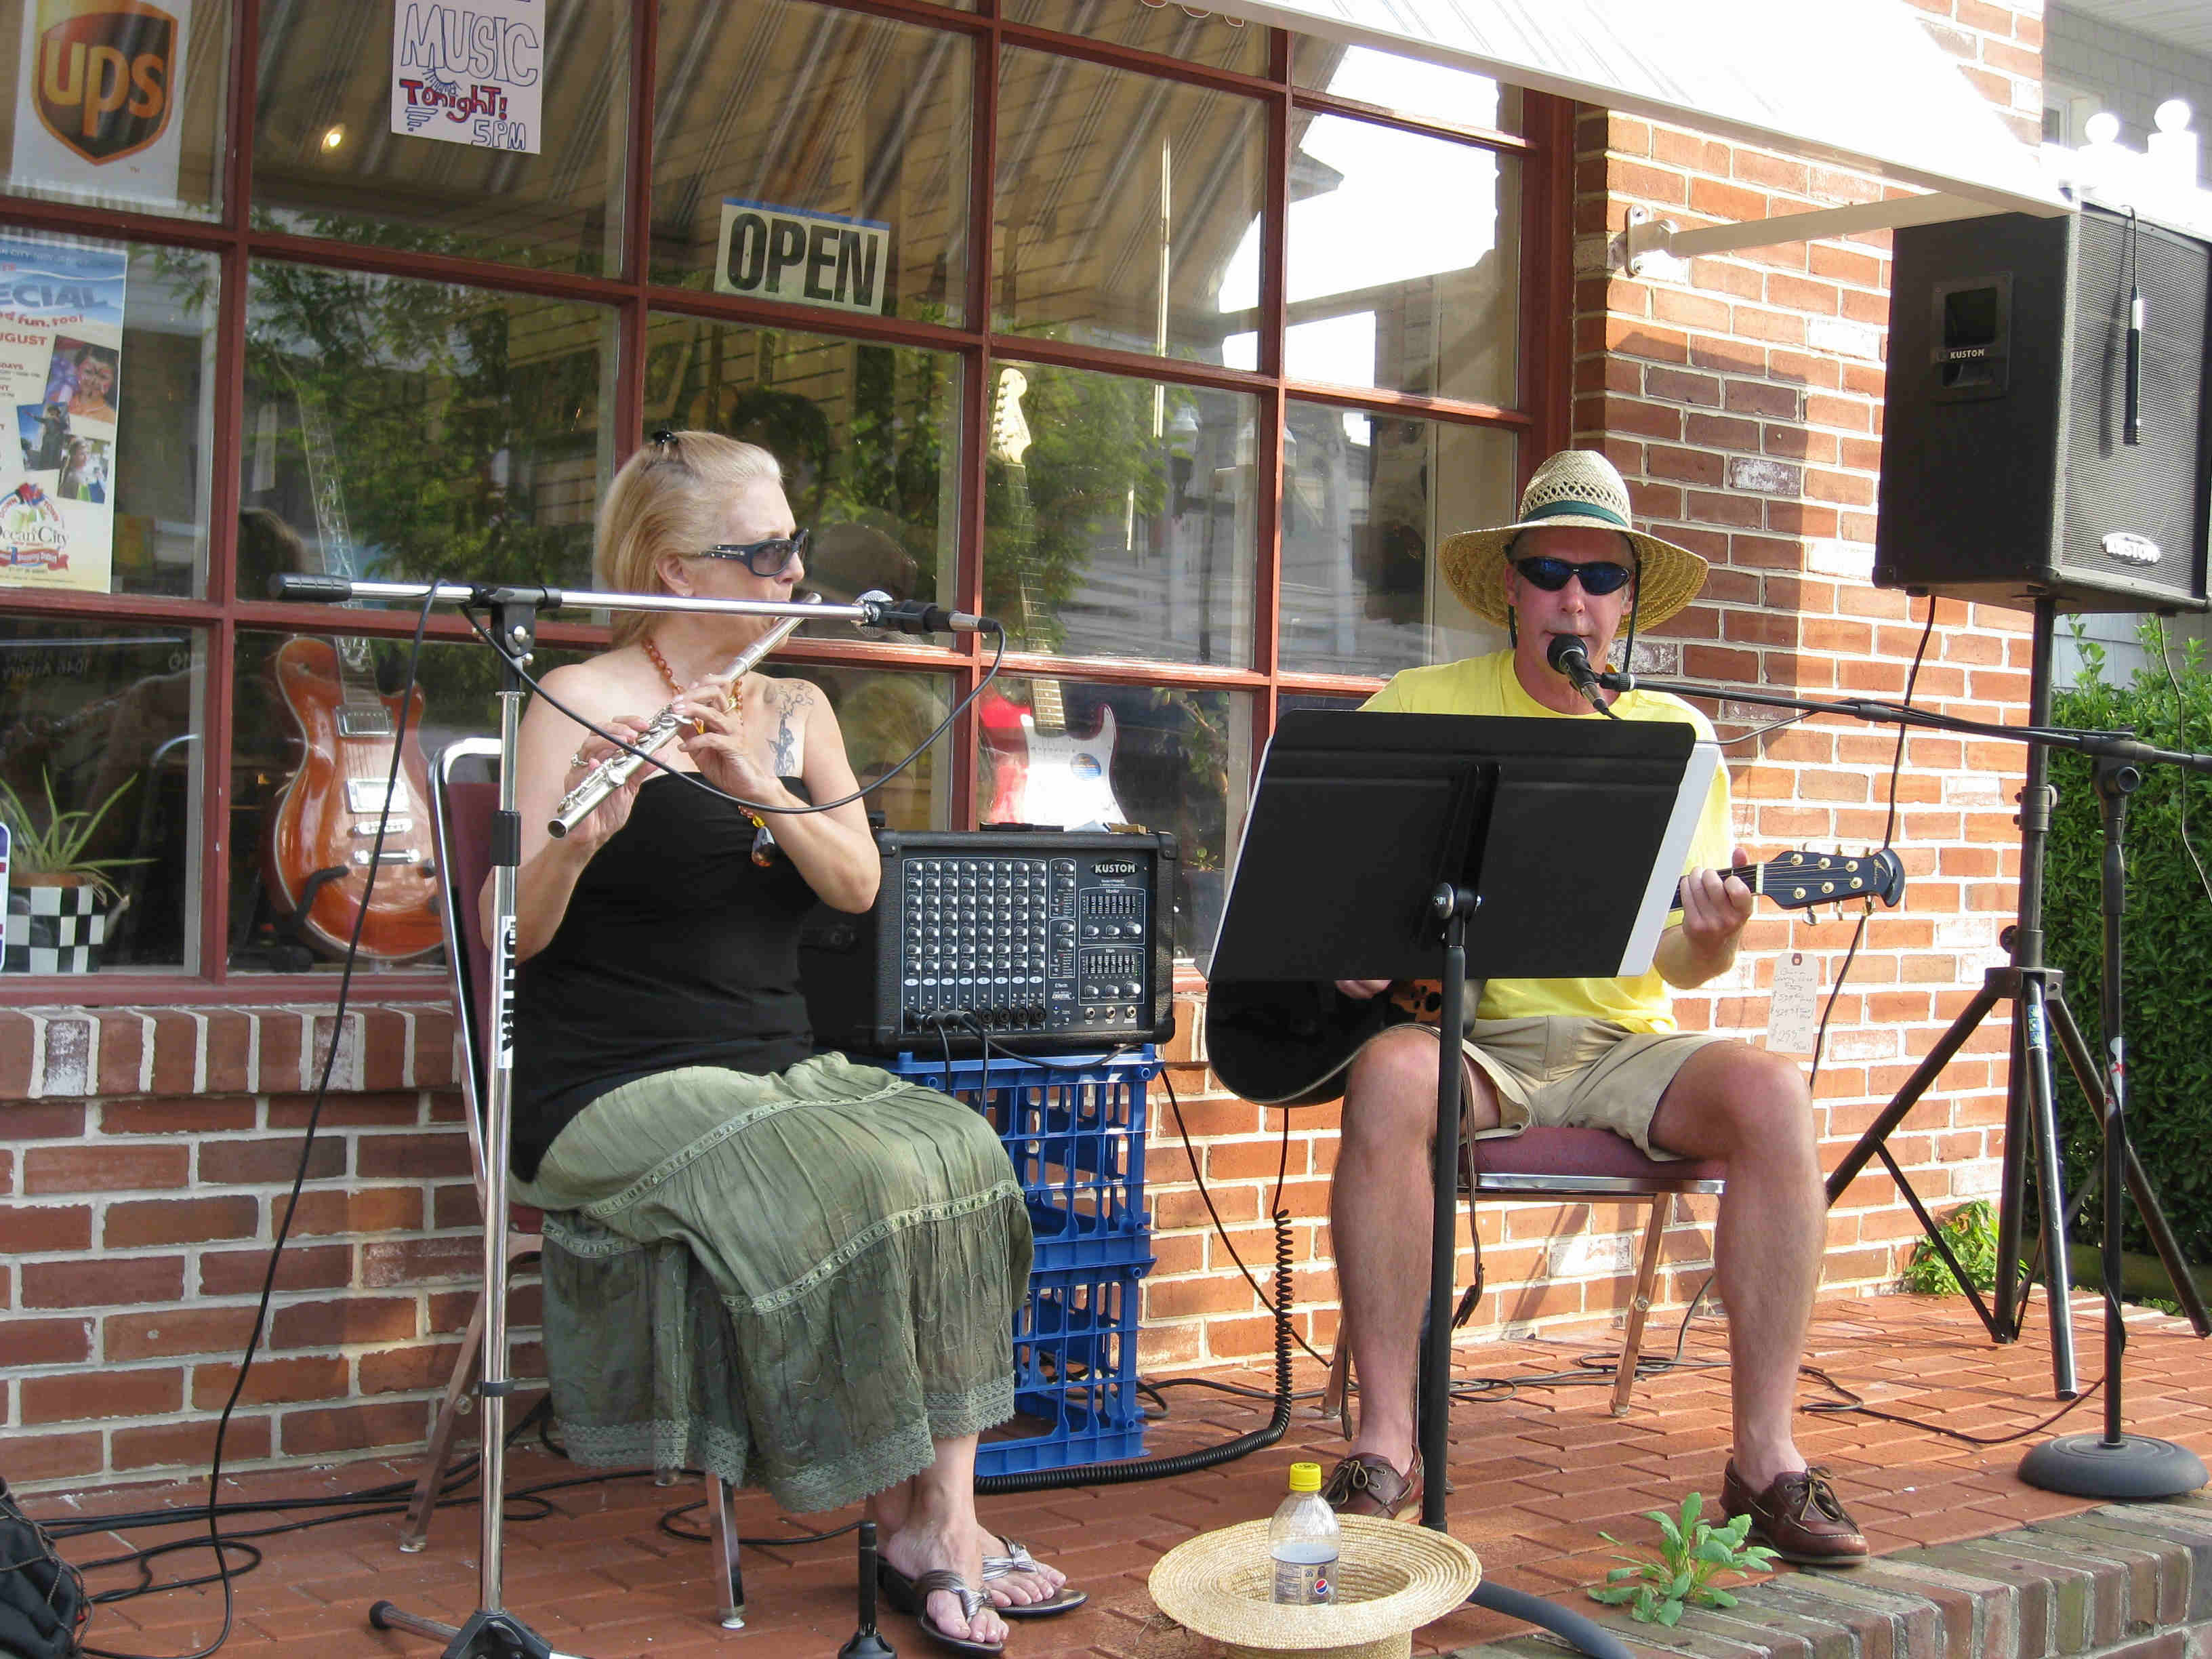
[707,1473,746,1630]
[1612,1197,1673,1418]
[400,1288,487,1551]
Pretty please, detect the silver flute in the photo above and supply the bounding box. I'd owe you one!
[548,592,821,838]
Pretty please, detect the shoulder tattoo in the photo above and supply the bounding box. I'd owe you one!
[768,680,815,776]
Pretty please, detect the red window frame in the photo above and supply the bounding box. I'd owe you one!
[0,0,1573,1007]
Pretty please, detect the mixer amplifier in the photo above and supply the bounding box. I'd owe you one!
[800,827,1178,1056]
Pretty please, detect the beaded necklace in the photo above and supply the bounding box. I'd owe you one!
[640,634,775,863]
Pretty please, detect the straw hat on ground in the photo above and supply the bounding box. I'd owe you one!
[1439,449,1708,630]
[1145,1514,1480,1659]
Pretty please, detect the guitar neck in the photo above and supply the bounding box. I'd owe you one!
[1031,677,1065,733]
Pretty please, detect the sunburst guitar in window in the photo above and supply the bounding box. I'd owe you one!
[262,375,441,962]
[1204,847,1906,1107]
[978,363,1126,829]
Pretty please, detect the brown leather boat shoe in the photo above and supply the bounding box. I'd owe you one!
[1320,1452,1423,1520]
[1721,1460,1869,1566]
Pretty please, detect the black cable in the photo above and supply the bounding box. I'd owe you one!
[1160,1067,1334,1372]
[460,605,1006,821]
[1801,1366,2103,1445]
[655,1504,861,1549]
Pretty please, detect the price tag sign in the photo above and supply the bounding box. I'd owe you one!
[1767,947,1820,1056]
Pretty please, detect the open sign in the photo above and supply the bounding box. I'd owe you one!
[714,200,891,317]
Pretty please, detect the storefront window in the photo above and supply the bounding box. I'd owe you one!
[1292,36,1521,133]
[226,631,600,973]
[984,358,1255,668]
[0,0,231,220]
[0,619,205,973]
[979,675,1246,962]
[253,0,630,275]
[642,312,960,608]
[651,0,971,327]
[1278,403,1513,678]
[0,9,1551,994]
[1005,1,1269,75]
[994,45,1263,361]
[811,665,954,832]
[1277,116,1519,403]
[239,264,615,602]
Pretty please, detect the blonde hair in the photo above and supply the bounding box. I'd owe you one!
[594,430,784,646]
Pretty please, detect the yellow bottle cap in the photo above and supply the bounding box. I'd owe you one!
[1287,1462,1322,1493]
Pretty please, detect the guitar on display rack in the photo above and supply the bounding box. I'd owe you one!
[977,365,1128,829]
[263,375,441,962]
[1204,846,1906,1107]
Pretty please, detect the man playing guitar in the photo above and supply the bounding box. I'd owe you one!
[1322,450,1867,1566]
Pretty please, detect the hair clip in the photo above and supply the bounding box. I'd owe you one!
[648,426,679,449]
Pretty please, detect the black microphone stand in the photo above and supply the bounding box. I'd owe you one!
[272,574,893,1658]
[1597,638,2210,1498]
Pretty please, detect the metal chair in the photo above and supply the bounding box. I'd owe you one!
[1468,1126,1725,1417]
[1326,1125,1725,1425]
[405,737,748,1629]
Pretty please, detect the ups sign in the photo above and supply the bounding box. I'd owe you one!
[30,0,178,164]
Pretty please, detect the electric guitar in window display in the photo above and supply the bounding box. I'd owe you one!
[1204,846,1906,1107]
[977,365,1128,828]
[262,376,442,962]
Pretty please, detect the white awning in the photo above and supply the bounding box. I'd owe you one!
[1234,0,2070,258]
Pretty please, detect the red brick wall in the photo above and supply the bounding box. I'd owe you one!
[0,1005,535,1489]
[0,0,2049,1491]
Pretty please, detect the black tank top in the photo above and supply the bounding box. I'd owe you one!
[511,773,820,1179]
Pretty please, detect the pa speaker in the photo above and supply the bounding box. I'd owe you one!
[1875,203,2211,613]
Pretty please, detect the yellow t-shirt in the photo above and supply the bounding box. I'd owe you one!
[1361,651,1733,1032]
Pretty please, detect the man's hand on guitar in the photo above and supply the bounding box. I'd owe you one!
[1658,843,1757,988]
[1335,979,1393,1000]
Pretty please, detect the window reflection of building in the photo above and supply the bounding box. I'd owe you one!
[0,4,1547,983]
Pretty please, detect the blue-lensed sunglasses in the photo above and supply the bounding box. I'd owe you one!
[1514,554,1633,596]
[694,527,811,576]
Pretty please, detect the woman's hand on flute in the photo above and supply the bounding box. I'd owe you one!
[671,682,781,806]
[562,712,654,856]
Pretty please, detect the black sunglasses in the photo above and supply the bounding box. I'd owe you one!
[1514,555,1633,596]
[694,527,811,576]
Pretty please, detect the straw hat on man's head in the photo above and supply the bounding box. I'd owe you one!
[1439,449,1707,631]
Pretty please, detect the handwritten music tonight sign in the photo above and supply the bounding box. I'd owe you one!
[388,0,544,155]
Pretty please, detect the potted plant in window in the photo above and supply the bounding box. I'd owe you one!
[0,773,146,975]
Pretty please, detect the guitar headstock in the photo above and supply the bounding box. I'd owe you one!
[1755,846,1906,912]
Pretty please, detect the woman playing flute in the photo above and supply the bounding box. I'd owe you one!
[492,430,1079,1656]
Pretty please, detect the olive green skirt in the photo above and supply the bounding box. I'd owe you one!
[515,1053,1033,1515]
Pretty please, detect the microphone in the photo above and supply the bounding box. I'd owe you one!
[1545,635,1618,718]
[859,590,992,634]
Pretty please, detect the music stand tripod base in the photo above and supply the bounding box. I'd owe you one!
[2019,1433,2206,1499]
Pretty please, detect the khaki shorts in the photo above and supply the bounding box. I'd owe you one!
[1366,1016,1725,1160]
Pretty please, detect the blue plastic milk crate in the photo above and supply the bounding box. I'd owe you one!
[887,1048,1156,1475]
[889,1047,1158,1271]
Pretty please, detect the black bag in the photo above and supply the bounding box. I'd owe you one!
[0,1477,85,1659]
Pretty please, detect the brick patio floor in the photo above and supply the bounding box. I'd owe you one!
[30,1292,2212,1659]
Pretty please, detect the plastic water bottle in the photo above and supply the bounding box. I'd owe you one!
[1270,1462,1339,1605]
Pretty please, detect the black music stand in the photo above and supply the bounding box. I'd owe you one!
[1209,710,1716,1547]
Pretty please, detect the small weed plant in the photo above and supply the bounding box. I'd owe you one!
[1588,1494,1778,1627]
[1902,1198,1999,1296]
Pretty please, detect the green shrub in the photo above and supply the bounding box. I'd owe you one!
[2045,622,2212,1261]
[1902,1199,1999,1294]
